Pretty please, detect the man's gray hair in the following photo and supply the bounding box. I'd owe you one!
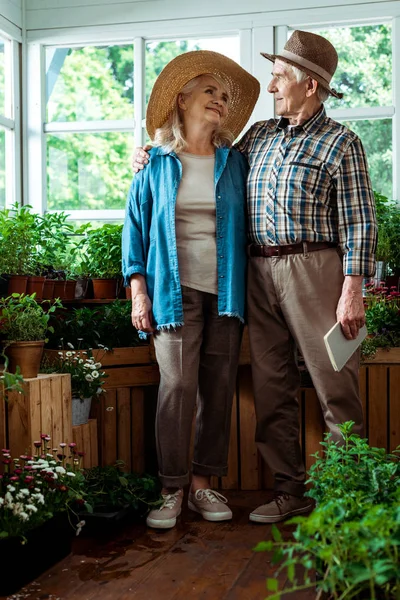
[289,63,330,103]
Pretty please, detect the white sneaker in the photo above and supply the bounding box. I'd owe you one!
[188,489,232,522]
[146,489,183,529]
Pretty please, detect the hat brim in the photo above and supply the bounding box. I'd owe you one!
[146,50,260,141]
[261,52,341,99]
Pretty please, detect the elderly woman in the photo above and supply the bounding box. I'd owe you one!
[122,51,259,529]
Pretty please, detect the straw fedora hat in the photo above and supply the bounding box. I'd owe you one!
[146,50,260,140]
[261,30,343,99]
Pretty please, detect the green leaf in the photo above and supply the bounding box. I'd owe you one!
[254,540,274,552]
[271,524,282,542]
[266,578,279,592]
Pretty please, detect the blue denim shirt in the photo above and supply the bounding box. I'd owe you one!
[122,146,248,332]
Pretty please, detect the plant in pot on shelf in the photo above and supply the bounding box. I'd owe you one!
[76,461,161,530]
[48,345,108,426]
[374,191,400,286]
[361,281,400,360]
[83,223,123,299]
[0,203,41,296]
[0,436,85,596]
[0,293,62,378]
[255,421,400,600]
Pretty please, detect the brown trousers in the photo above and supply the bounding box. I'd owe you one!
[247,248,363,496]
[153,286,242,488]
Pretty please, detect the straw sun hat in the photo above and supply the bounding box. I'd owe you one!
[261,30,343,99]
[146,50,260,140]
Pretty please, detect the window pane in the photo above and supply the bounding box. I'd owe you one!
[341,119,392,199]
[297,25,392,110]
[47,132,134,210]
[0,129,5,208]
[46,45,134,122]
[0,40,5,115]
[145,37,240,106]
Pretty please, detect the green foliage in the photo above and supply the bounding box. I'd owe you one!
[255,422,400,600]
[47,347,107,401]
[0,203,42,275]
[361,282,400,359]
[37,211,77,278]
[79,462,161,514]
[0,293,62,342]
[80,223,123,279]
[45,301,140,350]
[374,191,400,271]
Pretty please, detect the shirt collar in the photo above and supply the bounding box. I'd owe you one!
[275,105,326,135]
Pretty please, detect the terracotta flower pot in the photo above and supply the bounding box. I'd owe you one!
[26,276,45,300]
[42,279,55,299]
[53,280,66,300]
[5,340,45,378]
[64,280,77,300]
[7,275,28,295]
[92,278,119,299]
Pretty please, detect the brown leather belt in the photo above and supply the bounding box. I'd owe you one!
[248,241,337,258]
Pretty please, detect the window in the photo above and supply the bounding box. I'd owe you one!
[297,24,393,199]
[45,44,134,217]
[0,34,19,208]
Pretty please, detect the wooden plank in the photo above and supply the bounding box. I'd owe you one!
[117,387,132,470]
[50,375,63,447]
[82,421,92,468]
[221,391,239,490]
[363,347,400,363]
[40,376,53,438]
[238,366,259,490]
[72,424,84,460]
[359,365,367,426]
[61,373,72,447]
[89,418,99,467]
[131,387,145,473]
[303,388,324,473]
[389,365,400,452]
[102,389,117,466]
[104,365,160,388]
[43,346,155,367]
[0,393,6,453]
[368,364,388,449]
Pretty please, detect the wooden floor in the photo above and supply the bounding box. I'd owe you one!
[2,492,316,600]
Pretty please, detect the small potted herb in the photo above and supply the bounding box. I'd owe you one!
[0,293,62,378]
[83,224,123,298]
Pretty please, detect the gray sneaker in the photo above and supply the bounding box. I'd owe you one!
[188,489,232,522]
[249,492,314,524]
[146,489,183,529]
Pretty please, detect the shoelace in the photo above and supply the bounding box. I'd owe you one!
[159,490,181,511]
[194,489,228,504]
[274,491,290,510]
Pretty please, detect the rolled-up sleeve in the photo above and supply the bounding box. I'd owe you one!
[122,171,150,286]
[334,138,377,277]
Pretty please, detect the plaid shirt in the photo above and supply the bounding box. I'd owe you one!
[236,106,377,276]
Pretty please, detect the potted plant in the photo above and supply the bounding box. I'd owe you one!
[0,437,85,596]
[361,281,400,360]
[75,461,161,531]
[84,224,123,298]
[374,191,400,286]
[0,203,41,295]
[256,421,400,599]
[47,345,107,425]
[0,293,62,378]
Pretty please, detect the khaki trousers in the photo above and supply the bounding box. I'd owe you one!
[247,248,363,496]
[153,286,242,488]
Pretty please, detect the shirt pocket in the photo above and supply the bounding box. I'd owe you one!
[287,160,331,201]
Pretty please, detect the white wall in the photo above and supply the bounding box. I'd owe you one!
[0,0,22,37]
[25,0,399,32]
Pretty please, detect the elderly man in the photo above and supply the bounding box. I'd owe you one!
[131,30,377,524]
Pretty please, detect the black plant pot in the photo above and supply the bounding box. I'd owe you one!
[77,504,131,535]
[0,512,72,596]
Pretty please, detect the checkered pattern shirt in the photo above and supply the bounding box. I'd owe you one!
[236,106,377,276]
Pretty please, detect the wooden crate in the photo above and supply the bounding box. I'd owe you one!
[72,418,98,468]
[0,373,73,458]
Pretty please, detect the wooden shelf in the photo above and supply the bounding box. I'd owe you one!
[58,298,130,304]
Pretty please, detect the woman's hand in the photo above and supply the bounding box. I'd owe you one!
[132,145,152,173]
[131,292,154,333]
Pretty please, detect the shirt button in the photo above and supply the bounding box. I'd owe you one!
[220,255,224,258]
[219,216,223,219]
[219,275,224,278]
[217,195,221,199]
[219,235,223,238]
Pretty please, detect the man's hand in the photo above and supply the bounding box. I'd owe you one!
[132,145,152,173]
[336,275,365,340]
[131,292,154,333]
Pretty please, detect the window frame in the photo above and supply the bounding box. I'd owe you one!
[26,4,400,220]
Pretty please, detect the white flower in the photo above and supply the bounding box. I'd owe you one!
[0,497,4,506]
[90,364,97,370]
[19,512,29,521]
[67,342,74,349]
[66,351,73,357]
[96,387,103,395]
[66,472,76,477]
[85,374,93,382]
[91,371,99,379]
[79,359,84,364]
[31,493,45,504]
[83,363,91,369]
[58,351,64,356]
[7,485,16,492]
[5,492,14,506]
[55,466,66,474]
[25,504,38,513]
[95,362,102,369]
[20,488,30,496]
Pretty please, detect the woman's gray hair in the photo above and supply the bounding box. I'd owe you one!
[289,64,330,103]
[153,74,234,153]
